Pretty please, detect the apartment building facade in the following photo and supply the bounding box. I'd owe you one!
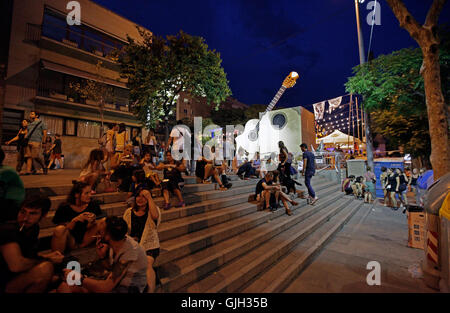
[1,0,150,168]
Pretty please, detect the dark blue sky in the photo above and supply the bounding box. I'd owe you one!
[93,0,449,112]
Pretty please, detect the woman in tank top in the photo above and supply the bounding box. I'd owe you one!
[386,168,398,209]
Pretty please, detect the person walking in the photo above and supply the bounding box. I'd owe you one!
[5,119,28,173]
[24,111,47,175]
[47,134,63,170]
[300,143,317,205]
[386,168,398,210]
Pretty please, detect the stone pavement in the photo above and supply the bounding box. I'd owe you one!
[20,169,80,188]
[284,200,436,293]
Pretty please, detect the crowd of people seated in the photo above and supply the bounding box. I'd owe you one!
[0,130,316,294]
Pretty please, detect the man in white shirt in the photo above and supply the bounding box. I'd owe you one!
[168,120,192,171]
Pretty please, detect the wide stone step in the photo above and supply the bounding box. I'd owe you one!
[158,202,257,242]
[256,200,363,293]
[183,197,355,293]
[25,174,241,197]
[45,178,257,211]
[156,188,343,292]
[39,182,260,235]
[155,183,339,268]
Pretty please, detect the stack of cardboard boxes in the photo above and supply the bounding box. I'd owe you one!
[407,206,426,249]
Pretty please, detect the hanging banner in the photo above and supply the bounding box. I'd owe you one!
[313,101,325,120]
[328,96,342,114]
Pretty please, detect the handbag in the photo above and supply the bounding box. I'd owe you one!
[398,184,407,192]
[22,121,42,147]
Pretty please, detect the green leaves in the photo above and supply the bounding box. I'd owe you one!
[119,29,232,129]
[345,35,450,159]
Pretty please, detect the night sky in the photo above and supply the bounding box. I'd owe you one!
[92,0,449,112]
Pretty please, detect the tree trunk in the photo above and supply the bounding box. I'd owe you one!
[422,48,449,178]
[164,119,169,146]
[386,0,449,179]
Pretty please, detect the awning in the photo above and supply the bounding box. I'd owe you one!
[41,60,128,89]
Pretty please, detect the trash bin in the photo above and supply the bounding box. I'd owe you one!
[439,192,450,292]
[422,172,450,290]
[346,159,366,178]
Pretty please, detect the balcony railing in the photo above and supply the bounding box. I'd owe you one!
[25,23,42,42]
[36,85,130,113]
[27,21,125,61]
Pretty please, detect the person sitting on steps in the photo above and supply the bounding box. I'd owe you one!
[0,195,64,293]
[140,152,161,189]
[122,188,161,293]
[255,172,297,216]
[156,150,186,210]
[51,182,106,254]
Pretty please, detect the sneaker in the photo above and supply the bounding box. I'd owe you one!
[164,203,171,210]
[310,197,318,205]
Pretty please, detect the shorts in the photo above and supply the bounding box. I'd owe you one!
[161,178,180,193]
[24,141,41,158]
[146,248,160,259]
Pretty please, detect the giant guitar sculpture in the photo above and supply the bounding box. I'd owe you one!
[235,71,299,155]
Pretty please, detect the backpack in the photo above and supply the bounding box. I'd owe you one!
[417,170,434,190]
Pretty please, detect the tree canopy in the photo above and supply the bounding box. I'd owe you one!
[119,29,232,132]
[345,30,449,159]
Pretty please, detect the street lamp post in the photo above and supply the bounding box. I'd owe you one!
[354,0,374,170]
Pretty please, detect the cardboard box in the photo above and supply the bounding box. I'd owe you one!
[408,211,426,249]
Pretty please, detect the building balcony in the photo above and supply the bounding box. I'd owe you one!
[36,88,133,116]
[26,22,124,71]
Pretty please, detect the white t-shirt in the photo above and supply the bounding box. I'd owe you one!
[170,125,191,151]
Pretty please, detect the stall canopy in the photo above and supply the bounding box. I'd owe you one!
[316,129,361,145]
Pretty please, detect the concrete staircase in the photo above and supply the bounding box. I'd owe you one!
[29,173,363,293]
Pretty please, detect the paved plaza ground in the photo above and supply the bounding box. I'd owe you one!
[22,169,437,293]
[284,201,435,293]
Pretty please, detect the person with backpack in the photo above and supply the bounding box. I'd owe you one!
[416,168,434,207]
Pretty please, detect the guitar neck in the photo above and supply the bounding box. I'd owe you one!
[265,85,287,114]
[254,85,287,132]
